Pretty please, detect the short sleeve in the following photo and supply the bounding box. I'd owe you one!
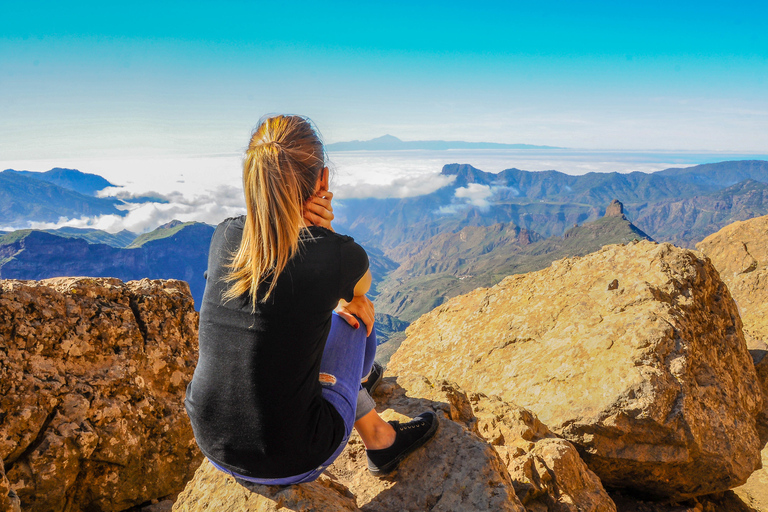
[338,238,369,302]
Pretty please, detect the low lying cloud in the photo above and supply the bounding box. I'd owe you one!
[335,173,455,199]
[454,183,493,209]
[26,185,246,234]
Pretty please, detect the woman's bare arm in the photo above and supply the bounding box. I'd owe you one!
[336,269,374,336]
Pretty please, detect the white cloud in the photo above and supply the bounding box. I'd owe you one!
[26,185,246,234]
[454,183,493,209]
[436,203,470,215]
[335,173,455,199]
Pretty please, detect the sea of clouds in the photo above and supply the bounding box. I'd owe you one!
[7,149,767,234]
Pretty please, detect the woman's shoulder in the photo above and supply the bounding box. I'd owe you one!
[304,226,357,245]
[218,215,246,229]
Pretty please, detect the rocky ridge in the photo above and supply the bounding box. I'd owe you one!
[388,240,764,500]
[0,277,201,511]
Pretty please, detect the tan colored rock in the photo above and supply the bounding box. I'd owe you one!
[175,374,613,511]
[328,375,525,512]
[697,216,768,512]
[697,217,768,425]
[697,215,768,348]
[172,459,362,512]
[1,456,21,512]
[378,375,615,512]
[609,489,756,511]
[389,241,763,500]
[0,277,202,512]
[468,394,615,512]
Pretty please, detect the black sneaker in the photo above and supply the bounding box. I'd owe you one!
[366,411,439,476]
[362,361,384,394]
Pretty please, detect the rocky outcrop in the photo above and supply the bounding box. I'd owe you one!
[1,456,20,512]
[388,240,763,500]
[175,374,616,511]
[697,215,768,351]
[697,216,768,511]
[0,277,202,512]
[604,199,625,218]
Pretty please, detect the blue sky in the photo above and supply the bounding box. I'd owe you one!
[2,0,767,160]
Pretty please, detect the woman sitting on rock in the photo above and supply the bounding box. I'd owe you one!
[184,114,437,484]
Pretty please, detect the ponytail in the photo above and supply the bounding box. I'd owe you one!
[225,115,325,308]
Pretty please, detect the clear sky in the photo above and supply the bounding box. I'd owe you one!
[2,0,767,161]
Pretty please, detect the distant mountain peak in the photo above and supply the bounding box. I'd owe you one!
[160,220,184,229]
[605,199,625,218]
[370,134,402,143]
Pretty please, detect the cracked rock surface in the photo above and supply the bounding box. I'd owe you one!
[698,217,768,511]
[388,241,763,500]
[0,277,201,512]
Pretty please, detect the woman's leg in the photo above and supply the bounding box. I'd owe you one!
[319,315,395,452]
[317,313,375,430]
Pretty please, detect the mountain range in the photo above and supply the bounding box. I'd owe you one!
[0,221,213,308]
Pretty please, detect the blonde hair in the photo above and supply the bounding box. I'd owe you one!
[225,115,325,307]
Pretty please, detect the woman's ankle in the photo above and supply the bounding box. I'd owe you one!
[354,410,396,450]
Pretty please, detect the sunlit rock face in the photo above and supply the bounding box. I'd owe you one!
[697,216,768,510]
[389,240,763,500]
[0,277,201,512]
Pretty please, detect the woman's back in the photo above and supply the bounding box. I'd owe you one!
[185,216,368,479]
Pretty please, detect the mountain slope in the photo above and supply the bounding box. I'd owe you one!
[336,160,768,255]
[10,168,115,196]
[0,170,124,226]
[627,179,768,248]
[0,222,214,308]
[374,201,651,325]
[655,160,768,188]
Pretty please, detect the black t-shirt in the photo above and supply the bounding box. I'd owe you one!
[185,216,369,478]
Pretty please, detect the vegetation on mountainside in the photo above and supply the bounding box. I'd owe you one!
[127,221,204,248]
[0,223,214,309]
[626,179,768,248]
[375,214,651,323]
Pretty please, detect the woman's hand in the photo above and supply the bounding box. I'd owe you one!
[303,189,335,232]
[335,294,375,337]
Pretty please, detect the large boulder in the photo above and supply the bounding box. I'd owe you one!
[697,215,768,349]
[0,277,202,512]
[697,216,768,419]
[388,240,763,500]
[174,374,615,511]
[697,216,768,511]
